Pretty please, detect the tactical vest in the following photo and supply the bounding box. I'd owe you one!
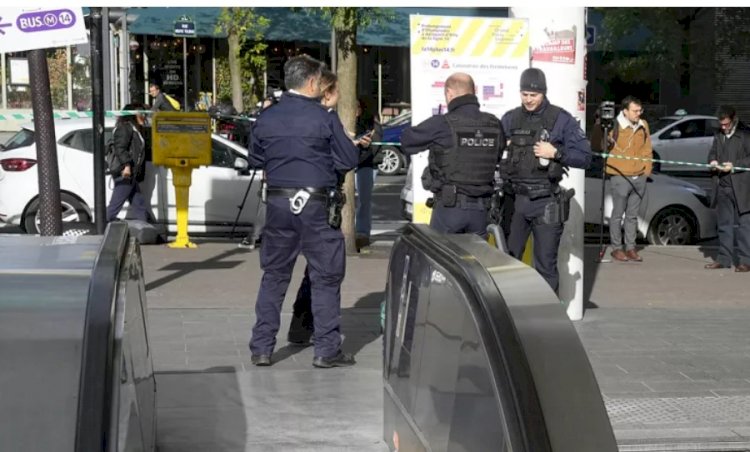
[506,105,563,183]
[425,111,502,193]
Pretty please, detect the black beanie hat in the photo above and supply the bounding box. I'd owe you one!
[520,68,547,94]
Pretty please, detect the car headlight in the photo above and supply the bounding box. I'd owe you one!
[692,192,711,208]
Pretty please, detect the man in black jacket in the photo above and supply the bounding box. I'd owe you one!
[705,105,750,272]
[148,83,177,112]
[401,72,504,236]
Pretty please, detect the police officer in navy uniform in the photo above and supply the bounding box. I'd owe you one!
[500,68,592,292]
[248,55,359,368]
[401,72,504,236]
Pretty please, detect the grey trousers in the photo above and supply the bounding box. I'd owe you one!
[609,175,647,250]
[716,184,750,267]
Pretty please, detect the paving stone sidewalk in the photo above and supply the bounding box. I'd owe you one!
[142,241,750,451]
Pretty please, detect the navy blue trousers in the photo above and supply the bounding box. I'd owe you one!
[506,194,564,292]
[106,177,148,222]
[430,198,488,237]
[249,196,345,359]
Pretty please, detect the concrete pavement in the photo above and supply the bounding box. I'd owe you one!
[142,240,750,451]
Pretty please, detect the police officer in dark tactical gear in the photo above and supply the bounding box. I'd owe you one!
[401,72,505,236]
[500,67,592,293]
[247,55,359,368]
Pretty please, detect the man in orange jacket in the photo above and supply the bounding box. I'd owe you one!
[606,96,653,262]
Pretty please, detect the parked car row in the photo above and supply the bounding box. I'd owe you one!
[0,118,263,235]
[400,157,717,246]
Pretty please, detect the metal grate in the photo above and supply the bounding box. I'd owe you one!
[607,396,750,425]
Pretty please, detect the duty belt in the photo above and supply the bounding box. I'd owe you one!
[512,183,554,199]
[266,186,328,200]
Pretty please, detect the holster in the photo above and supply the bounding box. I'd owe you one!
[535,187,575,225]
[326,188,345,229]
[488,190,504,225]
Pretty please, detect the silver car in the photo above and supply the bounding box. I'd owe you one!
[650,114,719,173]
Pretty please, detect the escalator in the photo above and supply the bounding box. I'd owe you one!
[0,222,156,452]
[383,224,616,451]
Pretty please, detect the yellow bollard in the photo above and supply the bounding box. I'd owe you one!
[169,166,196,248]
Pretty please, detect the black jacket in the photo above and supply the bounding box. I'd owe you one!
[708,121,750,214]
[112,122,147,182]
[250,91,359,188]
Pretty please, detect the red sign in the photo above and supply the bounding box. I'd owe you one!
[532,38,576,65]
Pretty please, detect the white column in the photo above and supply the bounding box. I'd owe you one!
[511,7,587,320]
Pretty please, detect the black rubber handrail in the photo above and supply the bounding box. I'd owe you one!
[74,222,130,452]
[395,223,551,452]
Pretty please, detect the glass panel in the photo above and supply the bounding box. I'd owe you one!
[1,129,35,151]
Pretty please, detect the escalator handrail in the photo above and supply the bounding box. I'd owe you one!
[74,222,130,452]
[394,224,551,452]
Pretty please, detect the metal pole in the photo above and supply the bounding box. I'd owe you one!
[91,7,107,233]
[119,15,130,106]
[102,8,112,111]
[67,46,73,110]
[183,37,188,110]
[211,39,216,106]
[143,35,149,104]
[378,48,383,119]
[1,53,6,110]
[28,49,62,236]
[330,27,336,72]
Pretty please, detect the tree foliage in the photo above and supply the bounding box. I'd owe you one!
[317,7,393,253]
[215,7,270,110]
[596,7,750,88]
[47,48,69,109]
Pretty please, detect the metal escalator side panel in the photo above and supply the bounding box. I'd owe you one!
[384,226,547,452]
[448,233,618,452]
[75,222,130,452]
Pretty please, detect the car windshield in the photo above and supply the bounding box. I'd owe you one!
[653,118,679,132]
[1,128,35,151]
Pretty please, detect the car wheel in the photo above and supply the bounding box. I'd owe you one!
[378,147,404,176]
[647,206,696,245]
[652,151,661,173]
[22,193,92,234]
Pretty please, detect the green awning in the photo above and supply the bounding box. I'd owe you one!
[126,7,508,47]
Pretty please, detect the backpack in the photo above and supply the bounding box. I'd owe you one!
[105,128,122,175]
[164,93,181,111]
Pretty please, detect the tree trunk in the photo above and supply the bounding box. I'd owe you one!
[336,18,358,255]
[228,31,244,112]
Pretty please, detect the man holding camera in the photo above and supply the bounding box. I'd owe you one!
[606,96,653,262]
[401,72,504,236]
[499,68,591,293]
[248,55,359,368]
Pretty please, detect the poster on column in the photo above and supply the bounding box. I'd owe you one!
[409,15,529,224]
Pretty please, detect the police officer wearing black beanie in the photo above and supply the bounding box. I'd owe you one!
[499,67,592,293]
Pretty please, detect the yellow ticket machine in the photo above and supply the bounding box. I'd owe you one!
[151,112,211,248]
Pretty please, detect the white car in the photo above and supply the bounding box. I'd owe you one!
[649,114,719,174]
[400,158,717,246]
[0,118,264,235]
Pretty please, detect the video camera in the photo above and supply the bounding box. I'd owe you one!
[599,101,616,130]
